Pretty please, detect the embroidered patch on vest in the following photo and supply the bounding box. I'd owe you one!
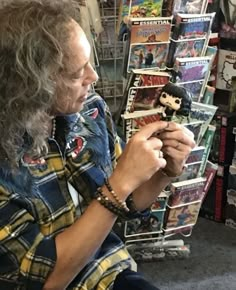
[66,136,87,159]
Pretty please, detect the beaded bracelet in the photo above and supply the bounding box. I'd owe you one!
[104,178,130,212]
[95,187,127,218]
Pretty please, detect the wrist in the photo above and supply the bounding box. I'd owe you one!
[160,166,185,179]
[108,174,130,201]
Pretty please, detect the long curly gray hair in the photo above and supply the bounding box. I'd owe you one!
[0,0,80,165]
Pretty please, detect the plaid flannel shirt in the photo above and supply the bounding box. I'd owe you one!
[0,94,131,290]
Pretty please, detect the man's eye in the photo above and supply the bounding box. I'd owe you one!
[162,93,166,98]
[175,100,180,104]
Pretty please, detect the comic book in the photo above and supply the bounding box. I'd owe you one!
[170,162,203,183]
[129,17,172,44]
[128,0,164,18]
[127,41,169,72]
[202,160,218,199]
[172,0,208,15]
[171,101,218,144]
[205,45,218,62]
[115,69,170,124]
[198,124,216,176]
[178,80,204,102]
[216,49,236,91]
[164,201,202,230]
[124,192,168,238]
[167,37,208,68]
[202,85,215,105]
[186,146,205,164]
[183,120,204,145]
[124,86,164,113]
[173,56,212,83]
[127,69,171,87]
[117,0,130,40]
[168,177,206,207]
[171,13,215,40]
[123,112,204,143]
[123,109,164,141]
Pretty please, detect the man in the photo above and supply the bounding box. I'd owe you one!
[0,1,195,289]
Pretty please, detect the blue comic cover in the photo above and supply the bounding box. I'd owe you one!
[127,42,169,72]
[164,202,201,230]
[172,13,215,40]
[167,38,207,68]
[179,80,204,102]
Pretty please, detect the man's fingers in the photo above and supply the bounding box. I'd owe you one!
[135,121,169,139]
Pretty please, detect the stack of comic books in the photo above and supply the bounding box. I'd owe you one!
[122,99,217,143]
[117,0,165,41]
[115,68,171,126]
[167,13,215,68]
[124,16,172,75]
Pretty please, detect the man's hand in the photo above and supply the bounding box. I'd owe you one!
[158,122,196,177]
[110,121,170,198]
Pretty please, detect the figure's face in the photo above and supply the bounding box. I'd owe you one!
[159,91,182,111]
[52,20,98,115]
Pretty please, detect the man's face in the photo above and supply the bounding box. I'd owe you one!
[53,20,98,115]
[159,92,182,111]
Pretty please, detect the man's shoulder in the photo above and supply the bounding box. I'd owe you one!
[85,92,106,108]
[83,92,110,118]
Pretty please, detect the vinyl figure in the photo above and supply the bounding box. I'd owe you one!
[156,83,192,118]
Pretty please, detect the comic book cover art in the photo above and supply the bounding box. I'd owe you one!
[198,124,216,176]
[128,69,171,87]
[151,193,169,210]
[117,0,131,40]
[179,80,204,102]
[124,109,164,140]
[129,0,163,18]
[174,56,212,82]
[216,49,236,91]
[127,42,169,72]
[171,101,218,144]
[164,201,201,230]
[202,85,215,105]
[125,86,163,113]
[186,146,205,164]
[172,0,208,14]
[205,45,218,62]
[124,210,165,237]
[183,120,204,144]
[171,162,202,183]
[172,13,215,40]
[167,38,207,68]
[116,70,170,123]
[168,177,206,206]
[129,17,172,43]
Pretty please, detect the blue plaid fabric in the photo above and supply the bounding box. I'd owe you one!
[0,94,131,290]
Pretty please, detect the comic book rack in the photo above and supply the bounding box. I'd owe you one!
[94,0,219,261]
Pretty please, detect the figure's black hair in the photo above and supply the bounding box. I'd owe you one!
[161,83,192,116]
